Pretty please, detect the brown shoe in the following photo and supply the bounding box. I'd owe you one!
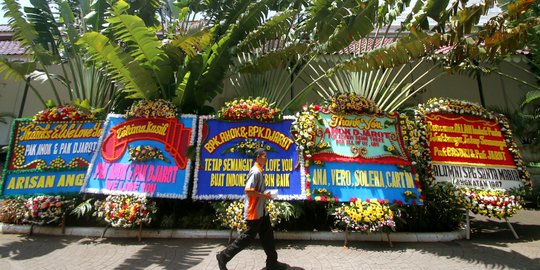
[216,252,228,270]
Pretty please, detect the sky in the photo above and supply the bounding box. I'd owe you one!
[1,0,501,25]
[0,0,31,24]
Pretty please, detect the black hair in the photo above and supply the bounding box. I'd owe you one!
[253,148,266,160]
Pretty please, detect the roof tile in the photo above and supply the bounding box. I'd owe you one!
[0,41,28,55]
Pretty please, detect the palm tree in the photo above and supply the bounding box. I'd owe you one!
[231,0,538,112]
[78,0,302,114]
[0,0,166,112]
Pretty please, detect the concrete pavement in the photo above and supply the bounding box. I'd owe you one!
[0,210,539,270]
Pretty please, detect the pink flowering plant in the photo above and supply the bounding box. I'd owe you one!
[332,199,399,233]
[94,195,158,228]
[217,97,282,122]
[33,103,96,122]
[23,195,76,225]
[455,188,523,219]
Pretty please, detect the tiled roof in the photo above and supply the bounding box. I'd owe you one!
[0,41,27,55]
[0,24,12,32]
[336,38,396,55]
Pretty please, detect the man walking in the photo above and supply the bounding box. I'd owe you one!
[216,148,287,270]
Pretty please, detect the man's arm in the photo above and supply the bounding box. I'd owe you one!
[245,189,272,199]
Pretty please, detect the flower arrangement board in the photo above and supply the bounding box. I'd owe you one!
[425,113,524,190]
[301,113,421,204]
[81,114,196,199]
[193,116,305,200]
[416,98,531,220]
[311,112,411,162]
[1,119,104,196]
[308,161,420,203]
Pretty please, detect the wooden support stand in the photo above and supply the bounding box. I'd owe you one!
[386,233,393,248]
[61,216,66,235]
[465,210,519,240]
[137,223,142,242]
[101,224,110,239]
[343,227,349,248]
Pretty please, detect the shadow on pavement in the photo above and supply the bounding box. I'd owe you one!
[103,238,216,270]
[0,235,70,260]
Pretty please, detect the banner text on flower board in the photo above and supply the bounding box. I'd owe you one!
[204,158,293,188]
[23,142,98,156]
[204,126,294,153]
[310,168,415,189]
[431,163,522,189]
[92,162,179,193]
[426,114,513,166]
[18,122,102,140]
[4,172,85,190]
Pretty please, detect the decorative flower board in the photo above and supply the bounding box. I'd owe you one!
[415,98,530,219]
[81,114,196,199]
[416,98,531,189]
[1,119,104,196]
[193,116,305,200]
[291,100,421,204]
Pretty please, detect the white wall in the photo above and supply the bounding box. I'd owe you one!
[1,59,538,147]
[0,65,72,146]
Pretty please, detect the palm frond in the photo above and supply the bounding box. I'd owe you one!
[332,32,446,72]
[237,9,298,53]
[0,57,36,81]
[78,32,159,100]
[168,29,212,57]
[320,0,378,53]
[237,43,310,73]
[107,9,165,68]
[70,198,94,218]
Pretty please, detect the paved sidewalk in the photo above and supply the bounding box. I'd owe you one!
[0,210,539,270]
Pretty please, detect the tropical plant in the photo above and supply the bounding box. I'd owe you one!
[0,0,119,113]
[232,0,539,112]
[78,0,301,114]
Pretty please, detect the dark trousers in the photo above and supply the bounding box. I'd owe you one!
[220,214,278,265]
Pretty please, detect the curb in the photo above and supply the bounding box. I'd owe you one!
[0,223,467,242]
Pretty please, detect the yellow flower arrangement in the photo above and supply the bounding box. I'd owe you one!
[214,200,296,232]
[290,104,329,157]
[332,199,398,233]
[325,93,381,115]
[126,99,177,119]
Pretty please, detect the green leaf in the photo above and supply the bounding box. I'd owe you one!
[237,9,298,53]
[107,13,165,68]
[78,32,159,100]
[522,90,540,107]
[0,57,36,81]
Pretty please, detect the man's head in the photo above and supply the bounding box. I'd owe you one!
[253,148,267,166]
